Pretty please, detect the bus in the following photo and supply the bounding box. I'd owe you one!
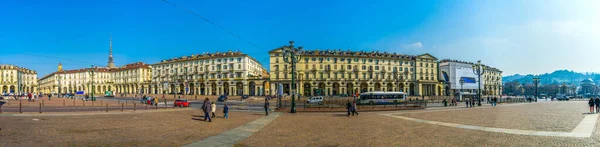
[359,91,407,105]
[455,92,476,102]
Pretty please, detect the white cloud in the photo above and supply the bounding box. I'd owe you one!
[402,42,423,49]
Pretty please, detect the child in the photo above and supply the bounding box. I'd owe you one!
[223,103,229,118]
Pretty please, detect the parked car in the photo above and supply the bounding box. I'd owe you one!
[306,96,324,105]
[217,95,228,102]
[241,95,249,99]
[174,99,191,107]
[556,96,570,101]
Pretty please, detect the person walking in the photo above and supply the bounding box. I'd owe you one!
[264,98,270,116]
[493,97,497,106]
[223,103,229,118]
[154,97,158,106]
[346,100,352,117]
[465,97,470,108]
[351,100,358,116]
[595,97,600,113]
[202,98,212,122]
[211,101,216,118]
[589,98,595,114]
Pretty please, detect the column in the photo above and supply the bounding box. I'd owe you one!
[243,83,249,96]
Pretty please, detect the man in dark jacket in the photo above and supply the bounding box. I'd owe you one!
[595,97,600,113]
[202,98,212,122]
[346,100,352,117]
[264,98,270,116]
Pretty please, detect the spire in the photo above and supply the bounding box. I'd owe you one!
[107,34,116,68]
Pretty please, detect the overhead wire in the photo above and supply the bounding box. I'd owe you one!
[160,0,263,50]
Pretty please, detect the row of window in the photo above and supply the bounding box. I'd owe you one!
[156,58,244,69]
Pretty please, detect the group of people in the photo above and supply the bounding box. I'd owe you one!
[588,98,600,113]
[200,98,221,122]
[488,97,498,106]
[345,100,358,117]
[465,97,477,108]
[140,95,158,106]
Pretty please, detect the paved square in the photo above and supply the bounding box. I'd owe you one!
[237,101,600,146]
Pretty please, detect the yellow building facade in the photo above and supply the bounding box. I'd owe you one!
[268,44,444,96]
[0,65,37,94]
[483,67,503,96]
[150,51,269,96]
[38,62,151,95]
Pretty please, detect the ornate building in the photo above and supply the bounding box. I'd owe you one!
[150,50,268,96]
[38,36,151,95]
[268,44,443,96]
[439,59,503,96]
[0,65,37,94]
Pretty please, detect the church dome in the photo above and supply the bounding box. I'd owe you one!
[580,78,595,86]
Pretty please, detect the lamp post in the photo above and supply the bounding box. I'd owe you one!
[459,78,465,100]
[533,76,540,102]
[472,60,485,106]
[281,40,303,113]
[87,65,97,101]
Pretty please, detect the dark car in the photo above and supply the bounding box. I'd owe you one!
[217,95,228,102]
[241,95,249,99]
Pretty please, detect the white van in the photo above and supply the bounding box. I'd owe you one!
[307,96,324,105]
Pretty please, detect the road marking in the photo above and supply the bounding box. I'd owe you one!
[380,113,598,138]
[183,112,281,147]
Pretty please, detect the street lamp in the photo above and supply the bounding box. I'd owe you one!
[472,60,485,106]
[533,76,540,102]
[87,65,97,101]
[281,40,303,113]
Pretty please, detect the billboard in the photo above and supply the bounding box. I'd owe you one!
[452,66,481,89]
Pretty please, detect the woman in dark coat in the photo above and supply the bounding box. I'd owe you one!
[588,98,595,114]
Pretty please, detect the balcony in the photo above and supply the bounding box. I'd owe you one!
[352,68,359,72]
[310,68,317,73]
[324,68,331,73]
[368,68,374,72]
[380,68,386,73]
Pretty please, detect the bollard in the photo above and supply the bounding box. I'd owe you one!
[134,103,136,111]
[39,103,42,113]
[19,100,22,113]
[121,103,124,112]
[106,103,108,112]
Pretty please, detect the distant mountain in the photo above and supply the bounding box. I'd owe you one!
[502,70,600,85]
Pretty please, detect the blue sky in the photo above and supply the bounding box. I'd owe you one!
[1,0,599,77]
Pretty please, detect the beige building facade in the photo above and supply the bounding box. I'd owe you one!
[150,51,269,96]
[0,65,37,94]
[268,44,444,96]
[38,62,150,95]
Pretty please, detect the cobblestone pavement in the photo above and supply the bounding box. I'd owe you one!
[0,110,262,146]
[399,101,587,132]
[237,101,600,146]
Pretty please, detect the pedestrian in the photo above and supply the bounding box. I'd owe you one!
[595,97,600,113]
[589,98,595,114]
[465,97,470,108]
[211,101,216,118]
[154,97,158,106]
[351,100,358,116]
[493,97,497,106]
[223,103,229,118]
[264,98,270,116]
[346,100,352,117]
[48,94,52,101]
[202,98,212,122]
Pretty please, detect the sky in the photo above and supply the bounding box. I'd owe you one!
[1,0,599,77]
